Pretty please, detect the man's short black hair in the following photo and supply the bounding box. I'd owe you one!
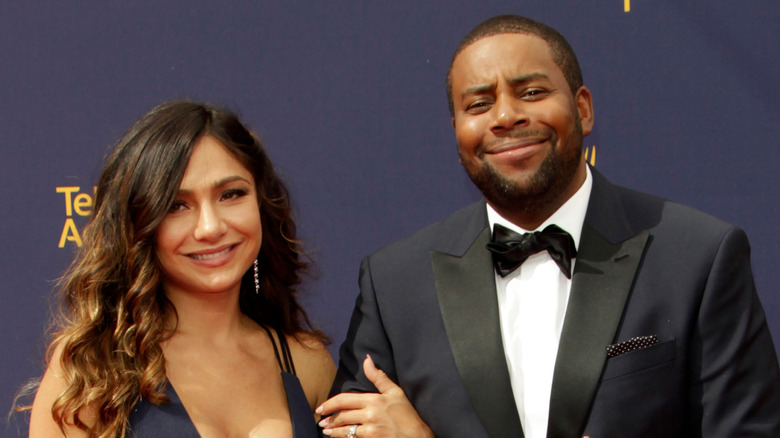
[446,15,584,116]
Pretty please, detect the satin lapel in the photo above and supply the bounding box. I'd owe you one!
[547,224,649,438]
[431,227,524,438]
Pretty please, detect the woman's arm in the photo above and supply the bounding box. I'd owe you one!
[29,345,92,438]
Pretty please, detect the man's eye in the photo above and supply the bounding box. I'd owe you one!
[466,101,491,113]
[522,89,548,100]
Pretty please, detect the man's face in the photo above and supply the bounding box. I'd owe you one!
[450,33,593,219]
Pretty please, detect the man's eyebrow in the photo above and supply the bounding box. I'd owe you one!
[177,175,251,195]
[462,83,494,97]
[508,72,550,85]
[460,72,551,98]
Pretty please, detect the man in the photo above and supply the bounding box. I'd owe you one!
[319,15,780,438]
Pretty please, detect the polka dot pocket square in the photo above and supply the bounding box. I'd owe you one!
[606,335,659,358]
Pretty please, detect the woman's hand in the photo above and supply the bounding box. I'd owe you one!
[316,355,434,438]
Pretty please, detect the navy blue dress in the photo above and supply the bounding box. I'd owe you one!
[128,327,318,437]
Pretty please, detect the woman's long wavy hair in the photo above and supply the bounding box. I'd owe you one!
[35,101,318,437]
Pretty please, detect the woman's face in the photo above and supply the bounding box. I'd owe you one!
[155,135,262,298]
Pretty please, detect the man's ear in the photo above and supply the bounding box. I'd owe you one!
[575,85,594,136]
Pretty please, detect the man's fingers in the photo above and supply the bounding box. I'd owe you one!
[363,354,401,395]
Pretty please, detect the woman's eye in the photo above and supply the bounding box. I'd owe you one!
[169,200,187,212]
[220,188,248,201]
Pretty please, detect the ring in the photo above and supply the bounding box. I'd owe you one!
[347,424,358,438]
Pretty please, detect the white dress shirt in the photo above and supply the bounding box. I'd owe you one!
[487,167,592,438]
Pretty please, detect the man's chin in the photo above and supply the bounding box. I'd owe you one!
[491,169,540,188]
[481,153,545,175]
[472,173,546,205]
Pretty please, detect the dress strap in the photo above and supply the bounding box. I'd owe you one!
[262,326,297,375]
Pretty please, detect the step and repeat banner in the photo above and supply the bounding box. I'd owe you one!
[2,1,778,434]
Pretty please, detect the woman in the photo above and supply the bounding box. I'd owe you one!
[26,101,335,437]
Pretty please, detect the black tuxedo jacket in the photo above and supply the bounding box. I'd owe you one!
[332,169,780,437]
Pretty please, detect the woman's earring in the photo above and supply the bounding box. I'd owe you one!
[253,259,260,295]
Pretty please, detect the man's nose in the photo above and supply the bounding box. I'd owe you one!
[193,204,227,241]
[490,95,528,132]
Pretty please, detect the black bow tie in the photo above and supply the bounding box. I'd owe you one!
[487,223,577,278]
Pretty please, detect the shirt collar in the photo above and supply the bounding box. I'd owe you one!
[486,166,593,250]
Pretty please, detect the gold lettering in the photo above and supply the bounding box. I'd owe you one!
[624,0,630,12]
[58,218,83,248]
[584,145,597,166]
[56,186,80,217]
[74,193,92,216]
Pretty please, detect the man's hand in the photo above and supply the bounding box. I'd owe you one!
[317,355,434,438]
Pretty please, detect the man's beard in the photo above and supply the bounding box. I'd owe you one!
[461,123,583,216]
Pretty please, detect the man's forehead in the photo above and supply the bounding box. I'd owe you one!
[452,33,556,78]
[457,32,550,58]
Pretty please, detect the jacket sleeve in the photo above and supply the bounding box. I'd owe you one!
[330,256,397,396]
[695,226,780,436]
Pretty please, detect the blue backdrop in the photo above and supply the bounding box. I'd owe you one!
[2,2,779,436]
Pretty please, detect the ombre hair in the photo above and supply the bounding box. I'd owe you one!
[26,101,318,437]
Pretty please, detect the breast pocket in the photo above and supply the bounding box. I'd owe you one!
[586,339,684,436]
[601,338,676,381]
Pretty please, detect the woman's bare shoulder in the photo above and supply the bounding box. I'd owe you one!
[287,333,337,409]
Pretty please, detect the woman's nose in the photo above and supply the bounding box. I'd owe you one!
[193,204,227,241]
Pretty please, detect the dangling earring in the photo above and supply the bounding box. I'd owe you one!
[253,259,260,295]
